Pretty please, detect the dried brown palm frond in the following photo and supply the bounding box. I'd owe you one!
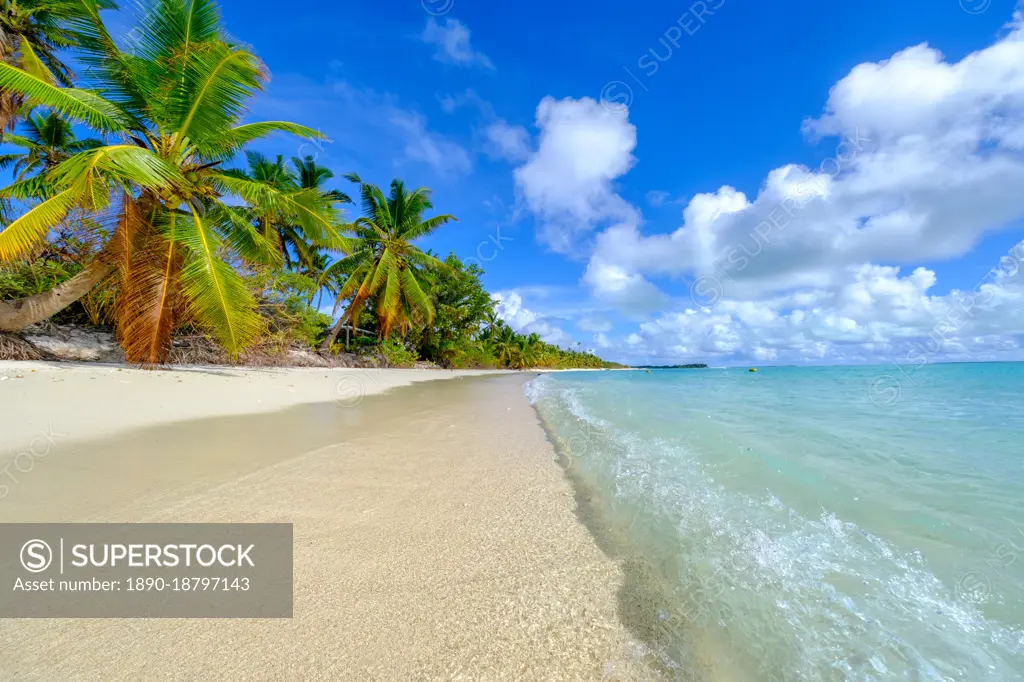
[0,331,43,360]
[114,210,186,365]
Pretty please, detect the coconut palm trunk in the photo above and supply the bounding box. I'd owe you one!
[0,252,114,330]
[320,315,347,353]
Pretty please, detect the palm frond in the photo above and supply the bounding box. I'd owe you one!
[0,63,129,132]
[173,45,265,152]
[0,187,77,260]
[16,38,58,85]
[400,265,434,326]
[378,266,402,337]
[204,121,324,156]
[116,210,185,364]
[209,203,282,266]
[0,175,54,200]
[49,145,184,192]
[212,173,352,251]
[401,213,457,240]
[178,204,263,356]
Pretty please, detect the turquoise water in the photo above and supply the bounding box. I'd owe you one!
[526,364,1024,681]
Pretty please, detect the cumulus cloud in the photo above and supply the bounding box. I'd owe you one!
[492,292,575,347]
[421,18,493,69]
[389,109,472,177]
[622,243,1024,364]
[483,120,532,161]
[591,19,1024,295]
[513,96,639,253]
[582,258,666,314]
[581,14,1024,364]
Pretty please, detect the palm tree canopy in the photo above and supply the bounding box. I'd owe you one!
[0,0,348,362]
[323,175,456,338]
[224,151,352,270]
[0,0,117,131]
[0,107,102,180]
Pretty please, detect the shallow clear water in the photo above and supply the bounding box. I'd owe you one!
[527,364,1024,681]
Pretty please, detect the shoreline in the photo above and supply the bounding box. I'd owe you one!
[0,370,651,680]
[0,361,634,456]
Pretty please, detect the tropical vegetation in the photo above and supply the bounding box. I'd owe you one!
[0,0,622,371]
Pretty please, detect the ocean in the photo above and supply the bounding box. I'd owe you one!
[526,364,1024,681]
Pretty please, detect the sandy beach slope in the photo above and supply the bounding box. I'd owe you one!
[0,365,649,680]
[0,361,508,456]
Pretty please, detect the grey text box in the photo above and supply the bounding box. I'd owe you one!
[0,523,292,617]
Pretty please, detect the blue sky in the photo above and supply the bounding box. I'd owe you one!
[12,0,1024,365]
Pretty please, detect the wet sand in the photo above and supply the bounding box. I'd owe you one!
[0,373,647,680]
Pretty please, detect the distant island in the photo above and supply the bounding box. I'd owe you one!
[633,364,709,369]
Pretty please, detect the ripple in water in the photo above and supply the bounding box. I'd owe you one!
[527,366,1024,681]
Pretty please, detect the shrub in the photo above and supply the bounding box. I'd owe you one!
[378,337,419,368]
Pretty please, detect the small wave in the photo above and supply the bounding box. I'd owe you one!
[528,374,1024,680]
[522,374,552,405]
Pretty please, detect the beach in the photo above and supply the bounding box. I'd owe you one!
[0,363,647,680]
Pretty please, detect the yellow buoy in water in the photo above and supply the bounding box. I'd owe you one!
[646,370,651,373]
[749,368,758,373]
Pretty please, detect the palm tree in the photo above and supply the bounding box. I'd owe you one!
[319,174,455,351]
[483,310,501,335]
[493,324,518,366]
[0,0,115,133]
[0,0,349,363]
[299,250,334,309]
[0,108,102,180]
[224,152,347,271]
[291,154,350,204]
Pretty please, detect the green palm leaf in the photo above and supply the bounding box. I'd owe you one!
[207,121,324,155]
[400,265,434,325]
[49,145,184,190]
[0,63,129,132]
[0,187,78,260]
[178,204,263,355]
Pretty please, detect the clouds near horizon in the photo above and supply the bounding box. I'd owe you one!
[503,12,1024,365]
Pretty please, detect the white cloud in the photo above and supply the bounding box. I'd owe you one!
[591,19,1024,295]
[484,120,531,161]
[578,13,1024,364]
[582,258,666,313]
[256,77,472,179]
[389,109,472,177]
[421,18,493,70]
[618,245,1024,364]
[492,292,538,328]
[492,292,575,347]
[576,315,612,332]
[646,190,671,206]
[437,88,494,116]
[513,96,639,253]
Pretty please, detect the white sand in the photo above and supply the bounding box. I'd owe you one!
[0,363,657,680]
[0,361,507,454]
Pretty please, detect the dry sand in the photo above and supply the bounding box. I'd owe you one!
[0,364,652,680]
[0,361,508,455]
